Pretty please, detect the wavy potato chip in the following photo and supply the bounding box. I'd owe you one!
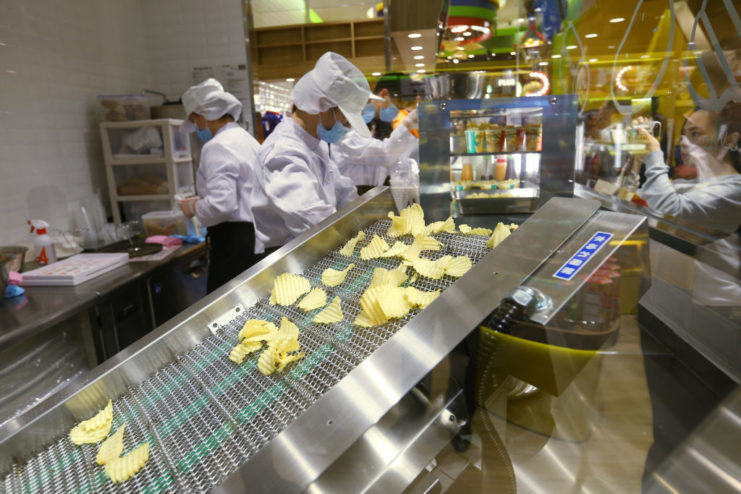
[238,319,277,342]
[487,222,511,249]
[378,286,411,319]
[269,273,311,306]
[70,400,114,445]
[298,287,327,311]
[96,424,126,466]
[509,223,519,231]
[322,263,354,287]
[405,287,440,308]
[276,352,305,373]
[368,265,408,289]
[229,340,263,364]
[80,400,113,432]
[105,442,149,483]
[380,241,409,258]
[425,216,456,235]
[360,235,390,260]
[358,285,411,326]
[410,256,450,280]
[257,345,278,375]
[458,224,472,234]
[445,256,473,278]
[388,203,426,237]
[339,231,365,257]
[354,311,375,328]
[278,317,300,341]
[313,296,343,324]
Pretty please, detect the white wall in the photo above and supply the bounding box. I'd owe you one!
[0,0,248,247]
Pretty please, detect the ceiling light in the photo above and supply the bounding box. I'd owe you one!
[510,51,516,55]
[608,45,616,49]
[539,61,548,66]
[456,46,466,51]
[450,25,469,33]
[454,36,464,41]
[417,69,426,73]
[411,45,423,51]
[552,54,562,59]
[372,72,381,76]
[463,32,472,37]
[641,54,649,58]
[585,33,598,38]
[517,18,525,23]
[408,33,422,39]
[589,58,598,62]
[609,17,625,23]
[415,63,425,67]
[413,56,424,61]
[453,59,460,64]
[286,78,295,82]
[468,54,474,58]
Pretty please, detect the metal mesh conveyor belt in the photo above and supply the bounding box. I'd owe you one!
[1,218,493,494]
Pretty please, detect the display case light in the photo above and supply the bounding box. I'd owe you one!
[411,46,423,51]
[566,45,577,50]
[454,36,465,41]
[414,55,424,60]
[450,25,469,33]
[552,54,562,59]
[609,17,625,23]
[408,33,422,39]
[585,33,598,38]
[415,63,425,67]
[372,72,381,76]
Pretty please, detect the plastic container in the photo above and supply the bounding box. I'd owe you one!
[97,94,150,122]
[142,210,187,236]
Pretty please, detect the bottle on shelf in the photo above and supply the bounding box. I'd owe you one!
[28,219,57,265]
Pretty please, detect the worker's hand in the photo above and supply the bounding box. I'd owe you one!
[179,197,198,218]
[633,116,660,153]
[402,109,418,132]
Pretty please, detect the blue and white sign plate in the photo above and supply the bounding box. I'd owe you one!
[553,231,613,281]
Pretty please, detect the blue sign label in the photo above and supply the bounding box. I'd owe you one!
[553,232,613,281]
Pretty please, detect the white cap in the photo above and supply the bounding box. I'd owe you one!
[180,78,242,134]
[291,52,383,138]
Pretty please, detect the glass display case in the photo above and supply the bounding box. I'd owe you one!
[419,95,578,215]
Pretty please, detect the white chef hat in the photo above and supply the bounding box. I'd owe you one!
[291,52,382,138]
[180,78,242,134]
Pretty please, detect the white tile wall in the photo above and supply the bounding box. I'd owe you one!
[0,0,248,247]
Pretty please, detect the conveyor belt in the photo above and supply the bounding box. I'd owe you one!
[1,218,493,493]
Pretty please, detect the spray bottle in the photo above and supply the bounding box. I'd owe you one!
[28,220,57,265]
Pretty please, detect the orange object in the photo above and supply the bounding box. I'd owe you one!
[393,108,418,138]
[461,163,474,181]
[494,157,507,181]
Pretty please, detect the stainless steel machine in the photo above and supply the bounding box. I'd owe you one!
[0,189,650,493]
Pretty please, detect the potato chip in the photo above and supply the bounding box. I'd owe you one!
[360,235,390,260]
[339,231,365,257]
[458,224,472,233]
[238,319,277,342]
[487,222,511,249]
[359,286,388,325]
[276,352,305,373]
[298,287,327,311]
[269,273,311,306]
[278,316,300,341]
[358,285,411,326]
[378,286,411,319]
[409,256,449,280]
[368,265,408,289]
[445,256,473,278]
[104,442,149,483]
[96,424,125,466]
[313,296,343,324]
[508,223,519,231]
[354,311,375,328]
[380,241,409,258]
[405,287,440,308]
[80,400,113,432]
[387,203,426,237]
[229,340,263,364]
[257,345,278,376]
[322,263,354,287]
[425,216,456,235]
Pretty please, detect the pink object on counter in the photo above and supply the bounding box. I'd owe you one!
[8,271,23,285]
[146,235,183,247]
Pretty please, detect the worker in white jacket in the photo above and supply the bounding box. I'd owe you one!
[178,78,261,293]
[251,52,382,252]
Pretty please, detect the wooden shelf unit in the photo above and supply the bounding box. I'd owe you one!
[252,19,386,80]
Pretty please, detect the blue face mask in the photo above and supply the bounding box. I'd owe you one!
[379,103,399,122]
[317,111,349,144]
[362,103,376,124]
[194,120,214,142]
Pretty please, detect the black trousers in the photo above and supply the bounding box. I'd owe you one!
[206,221,257,294]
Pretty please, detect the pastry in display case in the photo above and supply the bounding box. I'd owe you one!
[420,95,578,215]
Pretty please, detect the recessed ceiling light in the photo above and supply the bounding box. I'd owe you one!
[456,46,465,51]
[517,18,525,23]
[552,54,562,59]
[372,72,381,76]
[463,32,472,36]
[510,51,516,55]
[408,33,422,39]
[415,63,425,67]
[417,69,426,73]
[585,33,598,38]
[641,54,649,58]
[608,45,616,49]
[286,78,295,82]
[468,54,474,58]
[454,36,464,41]
[539,61,548,66]
[589,58,598,62]
[450,25,469,33]
[413,55,424,60]
[566,45,577,50]
[452,59,460,64]
[411,45,423,51]
[609,17,625,23]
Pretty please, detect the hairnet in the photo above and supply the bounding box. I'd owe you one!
[180,78,242,134]
[291,52,381,138]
